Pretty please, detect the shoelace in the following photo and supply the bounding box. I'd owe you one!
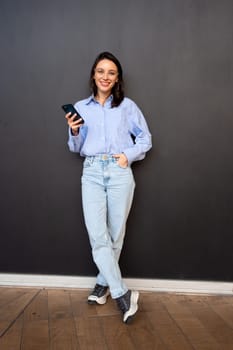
[92,284,107,296]
[116,291,130,312]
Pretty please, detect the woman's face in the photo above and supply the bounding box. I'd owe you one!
[93,59,118,96]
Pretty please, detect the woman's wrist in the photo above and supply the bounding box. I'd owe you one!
[71,128,78,136]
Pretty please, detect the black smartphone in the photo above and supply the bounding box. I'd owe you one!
[61,104,84,124]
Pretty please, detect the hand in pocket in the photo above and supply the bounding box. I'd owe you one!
[113,153,128,168]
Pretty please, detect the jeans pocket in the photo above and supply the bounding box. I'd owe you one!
[115,161,128,169]
[83,158,92,168]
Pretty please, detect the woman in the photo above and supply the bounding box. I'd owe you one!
[65,51,152,323]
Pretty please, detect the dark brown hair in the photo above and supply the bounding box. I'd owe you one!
[90,51,124,108]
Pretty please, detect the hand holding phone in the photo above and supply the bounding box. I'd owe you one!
[62,104,84,124]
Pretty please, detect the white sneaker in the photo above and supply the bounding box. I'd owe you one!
[88,284,109,305]
[116,290,139,323]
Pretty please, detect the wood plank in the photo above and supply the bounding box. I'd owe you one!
[48,289,79,350]
[21,320,49,350]
[0,287,35,308]
[181,294,233,350]
[0,314,23,350]
[95,295,120,317]
[0,289,40,337]
[70,289,98,318]
[74,316,108,350]
[161,294,222,350]
[205,295,233,329]
[100,314,136,350]
[142,293,193,349]
[0,287,21,306]
[127,311,168,350]
[20,289,50,350]
[211,303,233,329]
[70,290,107,350]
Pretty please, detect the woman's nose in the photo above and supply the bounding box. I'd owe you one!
[103,73,108,79]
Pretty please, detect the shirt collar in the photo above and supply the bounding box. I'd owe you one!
[85,94,113,107]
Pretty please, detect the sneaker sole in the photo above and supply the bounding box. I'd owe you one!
[123,290,139,323]
[87,291,110,305]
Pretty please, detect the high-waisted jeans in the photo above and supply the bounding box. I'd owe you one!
[81,154,135,299]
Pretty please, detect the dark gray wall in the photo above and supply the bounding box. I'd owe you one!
[0,0,233,281]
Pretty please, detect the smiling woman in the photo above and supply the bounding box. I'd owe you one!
[89,51,125,109]
[94,60,119,99]
[64,51,152,324]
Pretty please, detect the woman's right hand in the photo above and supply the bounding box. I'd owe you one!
[65,112,83,136]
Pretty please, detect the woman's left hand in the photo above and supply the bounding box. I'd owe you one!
[113,153,128,168]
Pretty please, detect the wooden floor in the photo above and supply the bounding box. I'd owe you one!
[0,287,232,349]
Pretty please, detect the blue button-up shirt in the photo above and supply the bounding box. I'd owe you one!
[67,95,152,165]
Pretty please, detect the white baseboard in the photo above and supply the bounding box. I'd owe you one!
[0,274,232,295]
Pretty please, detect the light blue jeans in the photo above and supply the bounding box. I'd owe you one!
[81,154,135,299]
